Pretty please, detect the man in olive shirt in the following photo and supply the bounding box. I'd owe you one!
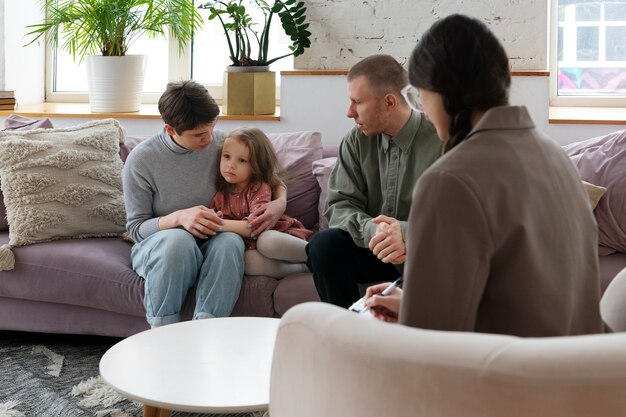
[306,54,441,308]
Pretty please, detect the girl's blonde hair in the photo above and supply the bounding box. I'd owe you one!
[217,127,284,192]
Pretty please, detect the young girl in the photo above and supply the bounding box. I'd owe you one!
[210,127,312,278]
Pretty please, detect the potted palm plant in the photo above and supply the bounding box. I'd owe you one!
[26,0,203,113]
[198,0,311,115]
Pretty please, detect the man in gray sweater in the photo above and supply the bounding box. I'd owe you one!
[123,80,286,327]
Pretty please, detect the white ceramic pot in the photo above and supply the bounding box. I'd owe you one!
[86,55,147,113]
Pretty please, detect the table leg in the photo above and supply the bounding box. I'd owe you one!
[143,404,172,417]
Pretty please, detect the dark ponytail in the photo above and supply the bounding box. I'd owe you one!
[408,14,511,153]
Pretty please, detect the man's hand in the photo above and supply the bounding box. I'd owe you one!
[369,215,406,264]
[248,198,286,237]
[364,282,403,323]
[166,206,223,239]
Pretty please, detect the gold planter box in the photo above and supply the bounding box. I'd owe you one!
[222,71,276,115]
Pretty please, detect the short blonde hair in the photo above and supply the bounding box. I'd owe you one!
[347,54,408,97]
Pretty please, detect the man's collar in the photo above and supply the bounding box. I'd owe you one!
[381,110,422,153]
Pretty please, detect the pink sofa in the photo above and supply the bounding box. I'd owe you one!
[1,118,624,337]
[0,124,334,337]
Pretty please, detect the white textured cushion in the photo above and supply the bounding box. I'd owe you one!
[582,180,607,210]
[0,119,127,248]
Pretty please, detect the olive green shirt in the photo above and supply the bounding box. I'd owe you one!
[325,110,442,249]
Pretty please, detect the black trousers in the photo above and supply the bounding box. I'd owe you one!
[306,228,400,308]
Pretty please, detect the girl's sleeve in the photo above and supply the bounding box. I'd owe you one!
[210,191,224,211]
[245,183,273,222]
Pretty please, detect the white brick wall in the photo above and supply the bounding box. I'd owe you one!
[294,0,549,71]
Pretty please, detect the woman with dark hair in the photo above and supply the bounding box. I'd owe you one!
[364,14,605,336]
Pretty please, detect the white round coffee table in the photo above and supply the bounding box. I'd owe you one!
[100,317,279,416]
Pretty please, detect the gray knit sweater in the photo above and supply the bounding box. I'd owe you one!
[122,129,225,242]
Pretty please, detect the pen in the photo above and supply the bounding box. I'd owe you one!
[348,277,404,313]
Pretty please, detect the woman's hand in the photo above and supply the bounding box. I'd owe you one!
[161,206,223,239]
[369,215,406,264]
[248,195,286,237]
[364,282,403,323]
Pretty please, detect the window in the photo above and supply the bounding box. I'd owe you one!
[551,0,626,106]
[46,1,293,103]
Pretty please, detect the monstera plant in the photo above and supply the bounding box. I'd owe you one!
[198,0,311,67]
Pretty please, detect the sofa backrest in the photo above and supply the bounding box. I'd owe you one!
[1,120,330,233]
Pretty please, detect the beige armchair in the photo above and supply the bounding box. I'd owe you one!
[270,269,626,417]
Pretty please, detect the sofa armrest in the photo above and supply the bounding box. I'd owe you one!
[270,302,626,417]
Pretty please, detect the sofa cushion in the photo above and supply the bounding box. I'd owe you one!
[564,130,626,253]
[267,131,323,230]
[312,157,337,231]
[0,233,145,316]
[0,119,127,255]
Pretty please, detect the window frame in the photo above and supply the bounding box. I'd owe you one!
[549,0,626,107]
[43,33,282,105]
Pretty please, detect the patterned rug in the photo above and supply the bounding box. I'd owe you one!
[0,331,267,417]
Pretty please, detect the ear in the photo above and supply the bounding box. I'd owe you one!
[164,124,177,136]
[384,93,398,110]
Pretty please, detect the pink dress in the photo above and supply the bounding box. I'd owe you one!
[210,182,313,249]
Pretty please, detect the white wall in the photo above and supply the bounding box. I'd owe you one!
[1,0,623,146]
[0,0,5,91]
[3,0,44,103]
[295,0,549,70]
[2,75,623,147]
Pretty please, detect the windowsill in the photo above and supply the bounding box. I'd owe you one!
[0,102,281,121]
[549,106,626,125]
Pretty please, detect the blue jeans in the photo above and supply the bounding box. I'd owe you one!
[131,229,245,327]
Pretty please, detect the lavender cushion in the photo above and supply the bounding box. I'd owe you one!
[3,114,53,131]
[120,135,150,163]
[267,131,323,230]
[564,130,626,253]
[312,157,337,231]
[0,199,6,232]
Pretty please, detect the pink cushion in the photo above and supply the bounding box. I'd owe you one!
[3,114,53,131]
[1,116,55,231]
[0,198,6,232]
[120,135,150,162]
[267,131,323,230]
[312,157,337,231]
[564,130,626,253]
